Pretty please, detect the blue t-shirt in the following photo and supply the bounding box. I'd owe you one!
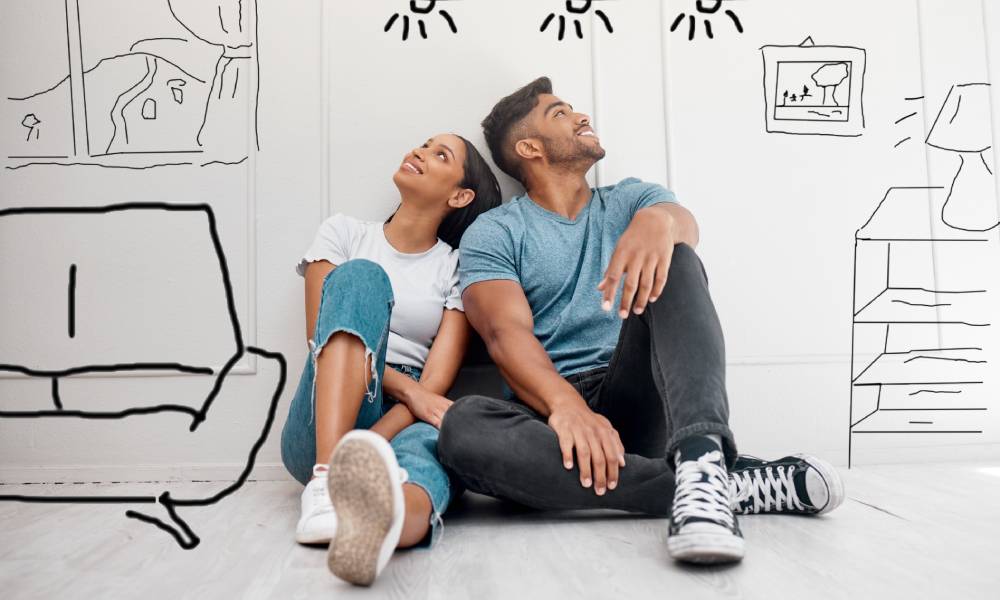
[458,177,678,377]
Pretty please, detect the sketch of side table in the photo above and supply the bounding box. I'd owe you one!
[849,187,994,466]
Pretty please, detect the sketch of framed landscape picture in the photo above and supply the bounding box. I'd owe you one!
[761,37,866,137]
[2,0,258,170]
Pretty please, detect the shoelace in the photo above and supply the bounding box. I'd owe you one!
[672,450,734,528]
[729,464,804,513]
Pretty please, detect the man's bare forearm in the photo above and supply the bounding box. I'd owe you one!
[485,327,584,418]
[636,202,699,248]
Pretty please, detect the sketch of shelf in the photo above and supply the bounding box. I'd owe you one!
[2,0,258,170]
[849,186,994,466]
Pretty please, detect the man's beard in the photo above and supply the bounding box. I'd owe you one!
[541,134,606,169]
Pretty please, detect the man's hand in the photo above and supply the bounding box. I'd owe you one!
[548,400,626,495]
[597,207,677,319]
[403,386,453,429]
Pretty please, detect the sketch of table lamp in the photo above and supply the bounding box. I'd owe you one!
[925,83,999,232]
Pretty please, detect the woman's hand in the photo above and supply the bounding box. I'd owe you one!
[403,386,453,429]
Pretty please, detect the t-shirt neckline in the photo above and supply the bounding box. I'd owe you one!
[379,222,444,258]
[523,188,597,225]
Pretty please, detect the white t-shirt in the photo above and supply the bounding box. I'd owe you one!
[296,213,463,368]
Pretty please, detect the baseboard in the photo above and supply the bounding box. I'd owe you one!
[0,462,295,485]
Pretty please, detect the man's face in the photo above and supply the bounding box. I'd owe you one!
[525,93,606,169]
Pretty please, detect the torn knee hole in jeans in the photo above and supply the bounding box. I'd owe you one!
[307,329,380,425]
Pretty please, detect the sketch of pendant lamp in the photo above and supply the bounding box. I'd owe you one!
[925,83,999,232]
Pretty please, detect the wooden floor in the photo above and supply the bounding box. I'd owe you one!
[1,461,998,599]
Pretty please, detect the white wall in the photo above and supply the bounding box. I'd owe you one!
[2,0,998,483]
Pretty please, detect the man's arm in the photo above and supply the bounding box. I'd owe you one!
[598,202,700,319]
[463,280,626,496]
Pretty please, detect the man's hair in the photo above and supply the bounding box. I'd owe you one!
[482,76,553,184]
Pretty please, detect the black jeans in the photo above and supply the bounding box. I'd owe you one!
[437,243,737,517]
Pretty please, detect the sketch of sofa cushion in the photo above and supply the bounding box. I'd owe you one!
[0,204,243,413]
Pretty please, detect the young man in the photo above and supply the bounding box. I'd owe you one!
[437,77,845,564]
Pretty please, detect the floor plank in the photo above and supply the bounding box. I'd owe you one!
[1,461,998,599]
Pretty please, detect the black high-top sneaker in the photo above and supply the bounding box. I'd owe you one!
[728,453,845,516]
[666,436,745,564]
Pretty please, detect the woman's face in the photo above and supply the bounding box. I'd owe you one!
[393,133,468,208]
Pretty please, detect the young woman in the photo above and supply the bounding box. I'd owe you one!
[280,133,501,586]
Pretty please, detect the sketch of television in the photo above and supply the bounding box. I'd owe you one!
[3,0,259,171]
[761,37,866,137]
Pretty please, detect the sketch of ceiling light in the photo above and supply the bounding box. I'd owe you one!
[540,1,614,42]
[384,0,458,41]
[670,0,744,41]
[926,83,999,231]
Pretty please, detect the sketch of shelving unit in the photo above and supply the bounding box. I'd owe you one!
[849,186,995,466]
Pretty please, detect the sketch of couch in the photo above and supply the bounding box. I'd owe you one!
[0,203,286,549]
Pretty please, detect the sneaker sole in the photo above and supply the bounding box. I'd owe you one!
[793,453,845,515]
[667,531,746,564]
[326,432,403,586]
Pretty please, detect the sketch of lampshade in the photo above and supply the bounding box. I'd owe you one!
[925,83,999,232]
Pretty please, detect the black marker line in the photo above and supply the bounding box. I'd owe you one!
[894,137,911,148]
[6,162,194,171]
[895,111,918,125]
[0,363,215,378]
[853,430,982,434]
[68,264,77,338]
[884,408,984,411]
[63,0,77,155]
[51,378,63,410]
[129,37,187,52]
[74,0,90,154]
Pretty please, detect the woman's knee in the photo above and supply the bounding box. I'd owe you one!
[321,258,394,302]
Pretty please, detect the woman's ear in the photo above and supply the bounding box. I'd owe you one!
[448,188,476,210]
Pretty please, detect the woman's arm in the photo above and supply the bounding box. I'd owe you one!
[379,309,470,429]
[419,309,471,395]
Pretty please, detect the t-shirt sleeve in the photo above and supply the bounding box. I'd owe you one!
[295,213,356,277]
[443,251,464,312]
[617,177,679,219]
[458,217,520,295]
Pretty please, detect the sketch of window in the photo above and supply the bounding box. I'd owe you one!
[3,0,259,170]
[761,37,866,137]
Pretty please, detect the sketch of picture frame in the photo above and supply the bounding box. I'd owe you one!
[761,37,866,137]
[3,0,258,170]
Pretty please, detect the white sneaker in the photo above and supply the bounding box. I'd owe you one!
[295,464,338,545]
[326,430,407,587]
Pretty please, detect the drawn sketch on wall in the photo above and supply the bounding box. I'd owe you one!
[761,37,866,137]
[384,1,459,41]
[848,187,993,467]
[926,84,999,232]
[540,0,614,42]
[0,204,287,549]
[3,0,259,170]
[669,0,744,41]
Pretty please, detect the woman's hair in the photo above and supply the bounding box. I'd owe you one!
[388,135,502,249]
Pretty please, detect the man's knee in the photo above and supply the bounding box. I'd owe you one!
[668,242,708,285]
[438,395,499,471]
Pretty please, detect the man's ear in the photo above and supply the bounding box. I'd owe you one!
[515,137,544,162]
[448,188,476,210]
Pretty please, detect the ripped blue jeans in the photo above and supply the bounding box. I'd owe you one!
[280,259,456,547]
